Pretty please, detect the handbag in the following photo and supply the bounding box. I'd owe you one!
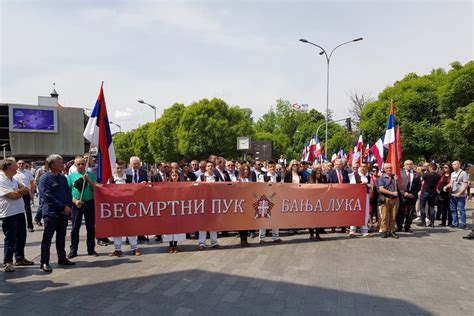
[434,194,443,204]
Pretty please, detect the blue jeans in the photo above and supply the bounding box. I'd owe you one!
[420,192,435,224]
[450,196,466,227]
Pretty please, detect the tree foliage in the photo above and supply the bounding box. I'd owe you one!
[360,61,473,163]
[112,61,473,164]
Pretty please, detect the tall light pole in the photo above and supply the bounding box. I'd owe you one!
[137,99,157,121]
[1,143,7,159]
[299,37,363,157]
[109,121,122,133]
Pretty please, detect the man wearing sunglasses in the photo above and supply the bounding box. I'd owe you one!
[251,160,265,183]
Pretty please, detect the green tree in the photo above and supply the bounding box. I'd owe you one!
[359,61,473,163]
[177,98,254,159]
[147,103,185,162]
[442,102,474,163]
[438,61,474,118]
[113,131,135,162]
[132,123,154,164]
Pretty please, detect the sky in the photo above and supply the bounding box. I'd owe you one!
[1,0,472,133]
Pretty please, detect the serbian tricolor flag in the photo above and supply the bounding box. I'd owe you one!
[301,143,308,162]
[314,137,322,161]
[308,134,317,162]
[331,150,337,162]
[365,142,372,163]
[337,148,346,160]
[370,136,385,167]
[383,100,401,179]
[356,131,364,159]
[83,83,116,184]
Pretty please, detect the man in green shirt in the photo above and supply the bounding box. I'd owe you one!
[67,156,98,258]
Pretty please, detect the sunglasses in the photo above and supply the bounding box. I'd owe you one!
[76,163,86,166]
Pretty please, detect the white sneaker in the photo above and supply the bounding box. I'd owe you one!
[3,262,14,272]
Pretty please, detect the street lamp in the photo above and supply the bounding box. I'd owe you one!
[299,37,363,157]
[109,121,122,133]
[137,99,157,121]
[1,143,7,159]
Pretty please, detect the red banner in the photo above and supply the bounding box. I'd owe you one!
[94,183,367,237]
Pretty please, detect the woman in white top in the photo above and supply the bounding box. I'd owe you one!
[196,161,220,250]
[162,170,186,253]
[237,163,252,247]
[109,160,141,257]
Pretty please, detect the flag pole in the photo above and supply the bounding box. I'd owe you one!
[79,142,94,203]
[79,81,104,201]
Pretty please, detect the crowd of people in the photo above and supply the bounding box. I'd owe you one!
[0,153,472,273]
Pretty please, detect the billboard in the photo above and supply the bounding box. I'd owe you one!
[9,105,58,133]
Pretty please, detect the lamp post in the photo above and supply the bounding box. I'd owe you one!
[137,99,157,121]
[299,37,363,157]
[1,143,7,159]
[109,121,122,133]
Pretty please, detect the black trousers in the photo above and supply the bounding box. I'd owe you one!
[70,200,95,254]
[41,214,68,264]
[370,196,379,222]
[22,194,33,229]
[2,213,27,264]
[308,228,325,237]
[239,230,248,242]
[440,194,452,226]
[397,197,416,232]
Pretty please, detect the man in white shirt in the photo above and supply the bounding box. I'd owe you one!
[444,160,469,229]
[349,162,372,237]
[226,161,239,182]
[0,158,34,272]
[194,160,207,178]
[260,161,283,244]
[13,160,35,232]
[196,161,220,250]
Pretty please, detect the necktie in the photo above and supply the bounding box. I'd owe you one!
[162,173,167,182]
[134,170,138,183]
[338,170,342,184]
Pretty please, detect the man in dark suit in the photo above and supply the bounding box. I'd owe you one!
[225,160,239,182]
[214,157,230,182]
[127,156,149,242]
[327,159,350,184]
[126,156,149,183]
[327,159,350,233]
[151,162,169,183]
[259,161,283,244]
[397,160,421,233]
[251,159,265,182]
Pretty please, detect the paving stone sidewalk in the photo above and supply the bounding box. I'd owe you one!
[1,201,473,315]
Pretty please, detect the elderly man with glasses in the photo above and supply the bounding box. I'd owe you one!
[67,156,98,259]
[378,163,400,239]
